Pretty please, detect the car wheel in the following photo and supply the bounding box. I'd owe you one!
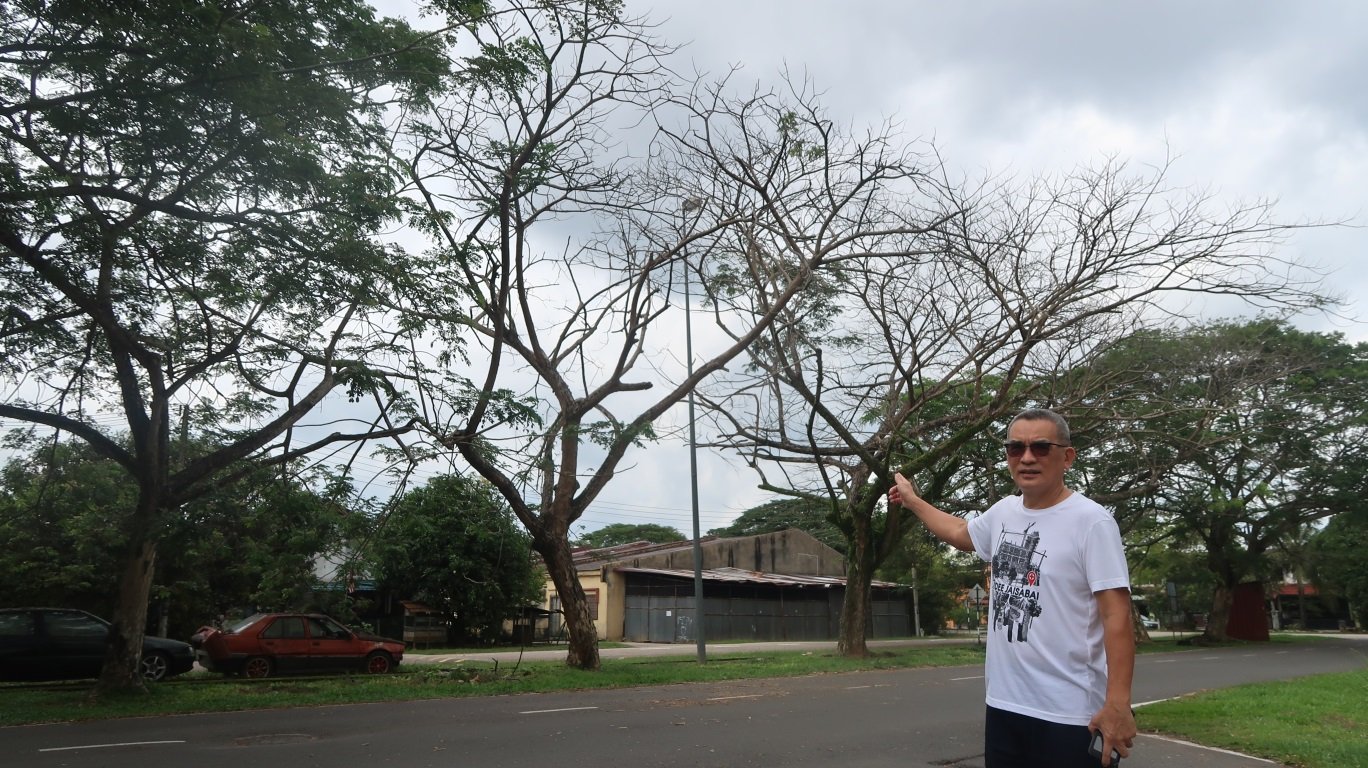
[364,652,394,674]
[243,656,273,679]
[139,651,170,682]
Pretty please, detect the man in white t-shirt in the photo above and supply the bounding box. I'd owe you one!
[889,408,1136,767]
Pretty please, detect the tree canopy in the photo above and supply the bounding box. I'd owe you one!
[0,440,366,639]
[1309,509,1368,629]
[576,523,685,549]
[370,474,542,643]
[1075,319,1368,639]
[709,498,846,553]
[0,0,456,690]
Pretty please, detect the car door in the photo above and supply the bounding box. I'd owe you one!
[42,610,110,680]
[256,616,311,673]
[306,616,358,672]
[0,610,40,681]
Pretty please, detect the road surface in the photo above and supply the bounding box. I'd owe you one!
[6,635,1364,768]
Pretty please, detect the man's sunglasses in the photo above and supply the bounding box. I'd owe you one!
[1004,440,1070,458]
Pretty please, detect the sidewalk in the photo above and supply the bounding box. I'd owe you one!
[1125,733,1283,767]
[932,731,1284,767]
[934,734,1282,767]
[403,635,977,665]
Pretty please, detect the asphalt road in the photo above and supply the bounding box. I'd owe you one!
[6,636,1365,768]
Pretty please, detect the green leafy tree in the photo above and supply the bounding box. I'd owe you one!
[875,529,982,635]
[709,498,846,553]
[0,438,372,635]
[1309,509,1368,629]
[0,440,368,640]
[0,0,459,691]
[1071,320,1368,640]
[371,475,542,643]
[0,441,130,612]
[576,523,685,549]
[1125,540,1217,631]
[161,468,371,637]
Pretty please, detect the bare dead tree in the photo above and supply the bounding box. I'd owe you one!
[703,156,1333,656]
[396,2,951,668]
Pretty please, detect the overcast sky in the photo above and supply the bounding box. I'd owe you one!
[381,1,1368,536]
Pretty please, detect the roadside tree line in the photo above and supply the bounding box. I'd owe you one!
[0,449,542,645]
[0,0,1352,693]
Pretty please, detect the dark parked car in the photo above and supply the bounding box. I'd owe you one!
[191,613,404,679]
[0,607,196,683]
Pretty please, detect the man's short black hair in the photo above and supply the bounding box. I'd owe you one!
[1008,408,1071,444]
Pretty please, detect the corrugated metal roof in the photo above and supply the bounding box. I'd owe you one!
[572,537,720,571]
[614,565,903,590]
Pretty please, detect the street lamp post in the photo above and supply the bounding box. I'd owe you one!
[682,198,705,663]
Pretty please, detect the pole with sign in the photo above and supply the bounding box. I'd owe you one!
[968,584,987,645]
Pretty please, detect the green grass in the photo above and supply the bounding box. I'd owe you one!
[0,635,1311,729]
[0,644,987,727]
[1137,665,1368,768]
[1137,632,1308,653]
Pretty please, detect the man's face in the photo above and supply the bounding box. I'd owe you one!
[1006,418,1076,496]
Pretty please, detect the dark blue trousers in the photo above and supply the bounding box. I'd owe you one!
[984,705,1104,768]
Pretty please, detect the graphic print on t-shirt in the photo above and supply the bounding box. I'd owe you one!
[989,523,1046,643]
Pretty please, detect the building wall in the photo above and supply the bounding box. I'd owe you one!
[600,567,626,641]
[619,574,911,642]
[543,569,614,640]
[621,529,846,577]
[543,530,859,641]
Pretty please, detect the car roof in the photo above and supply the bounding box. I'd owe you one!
[0,607,102,616]
[0,608,188,643]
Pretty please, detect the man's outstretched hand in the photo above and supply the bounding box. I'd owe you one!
[888,471,920,509]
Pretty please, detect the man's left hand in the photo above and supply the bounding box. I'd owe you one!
[1088,702,1136,764]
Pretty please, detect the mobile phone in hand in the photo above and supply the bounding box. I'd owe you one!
[1088,731,1120,767]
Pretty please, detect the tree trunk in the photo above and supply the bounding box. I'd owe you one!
[96,535,157,694]
[1296,580,1306,630]
[837,531,874,657]
[538,537,600,670]
[1202,538,1236,642]
[1204,580,1234,642]
[1131,602,1152,643]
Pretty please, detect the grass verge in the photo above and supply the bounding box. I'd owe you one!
[406,641,632,655]
[1137,665,1368,768]
[0,644,986,727]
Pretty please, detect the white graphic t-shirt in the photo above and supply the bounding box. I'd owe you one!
[966,492,1129,726]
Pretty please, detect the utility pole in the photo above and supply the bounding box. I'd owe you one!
[912,567,922,637]
[683,197,705,664]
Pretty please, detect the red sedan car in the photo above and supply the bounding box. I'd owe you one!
[191,613,404,678]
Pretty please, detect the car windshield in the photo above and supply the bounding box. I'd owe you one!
[227,613,267,633]
[311,616,349,637]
